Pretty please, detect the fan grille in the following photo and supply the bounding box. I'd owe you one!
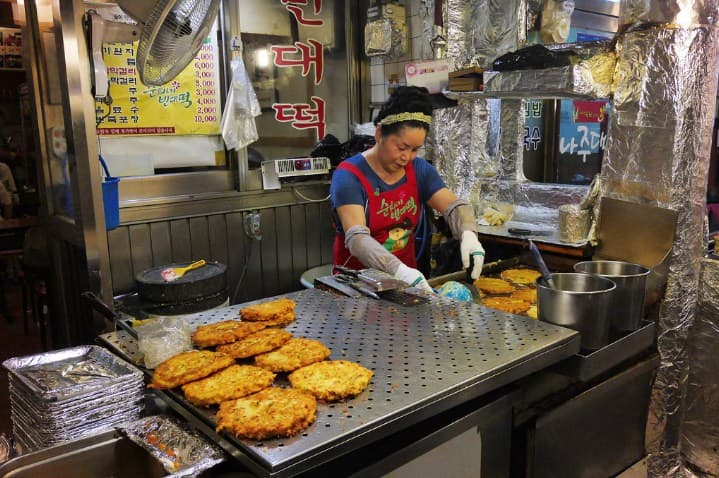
[136,0,221,86]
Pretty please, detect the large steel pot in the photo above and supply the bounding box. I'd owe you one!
[537,272,616,350]
[573,260,650,333]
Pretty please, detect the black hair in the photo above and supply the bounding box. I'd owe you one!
[374,86,432,136]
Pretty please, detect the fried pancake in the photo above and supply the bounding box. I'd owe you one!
[473,277,516,294]
[192,320,268,348]
[500,268,542,286]
[510,288,537,304]
[149,350,234,390]
[240,298,296,322]
[216,329,293,359]
[258,311,296,327]
[216,387,317,440]
[288,360,373,402]
[526,305,538,320]
[181,365,276,407]
[254,338,331,372]
[482,296,530,314]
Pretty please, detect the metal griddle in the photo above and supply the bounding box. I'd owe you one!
[98,288,579,477]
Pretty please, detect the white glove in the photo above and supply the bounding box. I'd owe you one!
[461,230,485,280]
[394,263,432,291]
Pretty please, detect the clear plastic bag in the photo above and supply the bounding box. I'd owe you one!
[221,56,262,151]
[136,318,193,369]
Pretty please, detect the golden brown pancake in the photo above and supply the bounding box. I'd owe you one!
[289,360,373,402]
[149,350,234,390]
[254,338,331,373]
[216,387,316,440]
[216,329,293,359]
[473,277,516,294]
[482,296,530,315]
[181,364,276,407]
[191,320,267,348]
[510,288,537,304]
[240,298,295,322]
[500,268,542,286]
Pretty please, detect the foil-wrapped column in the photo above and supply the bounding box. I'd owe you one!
[430,96,500,199]
[446,0,527,69]
[683,258,719,476]
[498,98,527,181]
[603,4,719,474]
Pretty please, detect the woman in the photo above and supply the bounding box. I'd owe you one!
[330,86,484,290]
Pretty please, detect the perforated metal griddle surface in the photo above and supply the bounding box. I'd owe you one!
[99,288,579,477]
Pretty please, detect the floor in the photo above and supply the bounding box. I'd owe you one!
[0,281,46,438]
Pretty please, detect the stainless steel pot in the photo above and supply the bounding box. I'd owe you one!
[537,272,616,350]
[573,260,650,333]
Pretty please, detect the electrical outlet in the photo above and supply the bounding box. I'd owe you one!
[243,211,262,240]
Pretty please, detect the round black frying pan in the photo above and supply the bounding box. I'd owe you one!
[135,261,227,303]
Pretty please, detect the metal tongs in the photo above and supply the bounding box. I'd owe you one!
[81,291,138,338]
[334,273,381,300]
[334,265,408,292]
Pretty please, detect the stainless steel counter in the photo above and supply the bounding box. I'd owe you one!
[98,287,580,477]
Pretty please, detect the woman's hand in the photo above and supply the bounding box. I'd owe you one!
[461,231,485,280]
[394,263,432,291]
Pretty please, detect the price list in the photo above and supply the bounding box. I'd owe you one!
[96,37,221,137]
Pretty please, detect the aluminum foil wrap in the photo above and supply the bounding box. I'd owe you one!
[540,0,575,44]
[420,0,439,60]
[682,258,719,476]
[483,55,615,99]
[498,99,526,181]
[558,204,591,243]
[2,345,144,451]
[473,179,588,233]
[429,96,500,199]
[599,13,719,476]
[619,0,719,28]
[2,345,143,401]
[364,18,392,57]
[446,0,527,69]
[121,415,225,477]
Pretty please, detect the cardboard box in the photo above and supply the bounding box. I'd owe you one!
[448,66,484,92]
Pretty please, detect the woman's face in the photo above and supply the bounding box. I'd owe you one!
[376,126,426,172]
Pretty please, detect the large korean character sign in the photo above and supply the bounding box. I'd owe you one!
[268,0,328,141]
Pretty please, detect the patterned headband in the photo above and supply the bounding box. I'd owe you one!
[378,112,432,126]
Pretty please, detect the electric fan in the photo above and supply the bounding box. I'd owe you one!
[86,0,221,99]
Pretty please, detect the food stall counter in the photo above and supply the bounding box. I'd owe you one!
[98,287,579,477]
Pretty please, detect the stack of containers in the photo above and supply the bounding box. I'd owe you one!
[2,345,144,452]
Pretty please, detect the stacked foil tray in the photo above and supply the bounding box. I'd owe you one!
[100,287,580,477]
[2,345,144,452]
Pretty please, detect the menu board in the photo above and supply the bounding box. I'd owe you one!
[95,36,221,136]
[0,28,23,69]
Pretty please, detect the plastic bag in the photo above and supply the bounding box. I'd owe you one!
[221,56,262,151]
[492,44,578,71]
[136,318,193,369]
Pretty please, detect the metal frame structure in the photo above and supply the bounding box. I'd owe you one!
[20,0,365,345]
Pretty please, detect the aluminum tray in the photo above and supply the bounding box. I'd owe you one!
[2,345,143,402]
[99,288,579,477]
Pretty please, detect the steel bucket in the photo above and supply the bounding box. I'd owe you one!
[573,260,650,333]
[537,272,616,350]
